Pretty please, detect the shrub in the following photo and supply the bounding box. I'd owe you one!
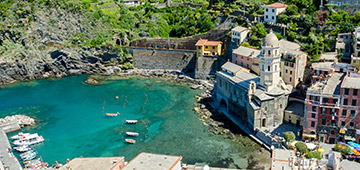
[306,151,321,160]
[295,142,308,154]
[123,62,134,69]
[283,131,295,143]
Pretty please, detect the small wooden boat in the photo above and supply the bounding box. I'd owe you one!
[126,132,139,136]
[125,139,136,144]
[106,112,119,117]
[126,120,138,124]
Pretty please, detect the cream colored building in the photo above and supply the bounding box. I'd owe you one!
[284,101,304,127]
[231,26,250,45]
[280,51,307,87]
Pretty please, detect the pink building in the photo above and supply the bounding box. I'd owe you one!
[339,76,360,143]
[304,72,360,144]
[232,46,261,74]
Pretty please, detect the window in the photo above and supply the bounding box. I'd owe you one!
[333,99,338,105]
[344,99,348,105]
[323,98,328,104]
[286,69,288,73]
[311,121,315,127]
[352,99,357,106]
[341,121,346,127]
[280,104,282,108]
[268,66,270,71]
[272,9,275,13]
[312,106,316,112]
[350,122,355,129]
[265,15,268,19]
[345,88,349,95]
[268,50,271,55]
[311,113,316,118]
[354,89,358,95]
[212,46,215,49]
[266,8,268,12]
[350,110,356,117]
[290,71,292,75]
[272,16,274,20]
[322,119,326,125]
[331,129,335,135]
[342,110,347,117]
[290,77,292,82]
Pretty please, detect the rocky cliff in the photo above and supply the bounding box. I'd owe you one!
[0,8,124,84]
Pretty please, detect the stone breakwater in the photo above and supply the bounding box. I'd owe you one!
[0,114,35,127]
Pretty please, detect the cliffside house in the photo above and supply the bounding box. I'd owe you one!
[122,0,143,6]
[232,38,307,87]
[284,101,305,127]
[231,26,250,45]
[264,2,287,24]
[336,33,352,61]
[195,39,222,57]
[320,52,338,63]
[214,31,291,133]
[351,27,360,70]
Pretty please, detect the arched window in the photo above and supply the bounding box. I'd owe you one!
[268,50,271,55]
[275,50,277,55]
[268,66,270,71]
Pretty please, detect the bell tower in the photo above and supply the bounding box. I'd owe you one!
[260,30,281,91]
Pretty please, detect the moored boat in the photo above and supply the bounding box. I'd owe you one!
[21,151,37,161]
[13,134,44,146]
[125,139,136,144]
[10,132,31,140]
[105,112,119,117]
[14,145,31,152]
[126,120,138,124]
[126,132,139,136]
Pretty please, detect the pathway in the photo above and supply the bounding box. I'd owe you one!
[0,129,22,170]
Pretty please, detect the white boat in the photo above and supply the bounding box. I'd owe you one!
[105,112,119,117]
[21,151,37,161]
[14,145,31,152]
[10,132,31,140]
[126,132,139,136]
[126,120,138,124]
[13,134,44,146]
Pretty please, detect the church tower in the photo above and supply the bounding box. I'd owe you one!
[260,30,282,91]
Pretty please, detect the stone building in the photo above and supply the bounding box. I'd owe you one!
[336,33,352,61]
[328,0,360,6]
[214,31,291,131]
[264,2,287,24]
[232,38,307,88]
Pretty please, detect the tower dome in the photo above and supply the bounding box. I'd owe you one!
[262,30,279,47]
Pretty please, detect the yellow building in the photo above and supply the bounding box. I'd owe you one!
[195,39,222,57]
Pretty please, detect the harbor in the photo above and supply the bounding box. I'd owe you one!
[0,75,268,169]
[0,129,23,170]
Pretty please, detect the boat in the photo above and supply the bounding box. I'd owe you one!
[21,151,37,161]
[126,132,139,136]
[125,139,136,144]
[24,159,47,169]
[126,120,138,124]
[10,132,31,140]
[106,112,119,117]
[20,150,35,158]
[14,145,31,152]
[13,134,44,146]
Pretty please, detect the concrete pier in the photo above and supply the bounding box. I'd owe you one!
[0,121,21,133]
[0,129,22,170]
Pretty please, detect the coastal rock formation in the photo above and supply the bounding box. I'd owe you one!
[0,115,35,127]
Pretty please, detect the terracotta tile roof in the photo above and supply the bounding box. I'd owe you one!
[195,39,222,46]
[266,2,286,8]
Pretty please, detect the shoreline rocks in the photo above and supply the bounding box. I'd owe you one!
[0,115,35,127]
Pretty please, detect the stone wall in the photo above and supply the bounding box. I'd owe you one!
[194,56,218,79]
[129,29,229,51]
[130,48,196,74]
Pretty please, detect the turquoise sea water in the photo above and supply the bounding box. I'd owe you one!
[0,75,257,168]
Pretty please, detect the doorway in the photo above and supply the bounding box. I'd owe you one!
[262,118,266,127]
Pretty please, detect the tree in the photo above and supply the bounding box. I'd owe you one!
[306,151,321,160]
[295,142,308,154]
[285,4,298,16]
[284,131,295,143]
[334,144,352,155]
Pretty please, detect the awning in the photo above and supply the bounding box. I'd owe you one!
[345,136,356,141]
[339,128,346,134]
[303,134,316,139]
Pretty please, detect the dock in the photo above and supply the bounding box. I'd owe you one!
[0,129,22,170]
[0,121,21,133]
